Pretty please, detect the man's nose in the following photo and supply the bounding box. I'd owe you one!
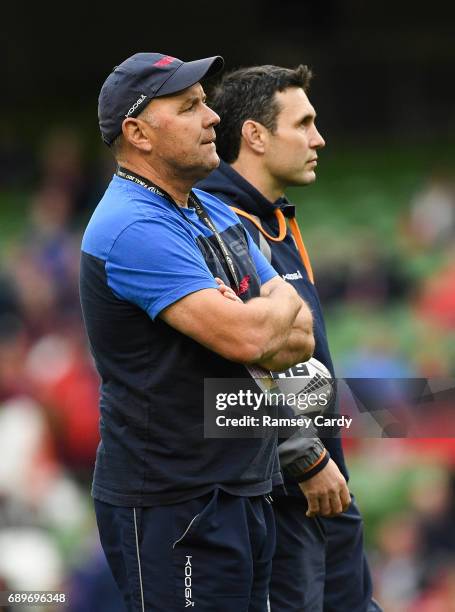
[312,125,326,149]
[204,104,220,127]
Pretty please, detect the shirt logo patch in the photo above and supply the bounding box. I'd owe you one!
[236,275,251,296]
[282,270,303,281]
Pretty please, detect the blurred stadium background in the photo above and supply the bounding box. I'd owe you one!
[1,2,455,610]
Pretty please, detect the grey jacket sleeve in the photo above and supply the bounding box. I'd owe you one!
[278,419,329,482]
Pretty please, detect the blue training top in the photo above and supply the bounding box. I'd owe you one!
[80,174,280,506]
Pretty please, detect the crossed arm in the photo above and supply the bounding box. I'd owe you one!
[160,275,314,370]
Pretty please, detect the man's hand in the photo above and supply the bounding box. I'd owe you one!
[256,299,314,371]
[214,277,242,302]
[299,458,351,518]
[258,278,314,370]
[215,276,314,371]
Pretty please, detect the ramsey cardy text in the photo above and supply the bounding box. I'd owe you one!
[215,415,353,429]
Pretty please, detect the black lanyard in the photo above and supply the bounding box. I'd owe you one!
[116,166,240,292]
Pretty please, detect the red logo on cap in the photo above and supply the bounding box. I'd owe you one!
[154,55,176,68]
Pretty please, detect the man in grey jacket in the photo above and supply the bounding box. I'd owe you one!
[198,64,381,612]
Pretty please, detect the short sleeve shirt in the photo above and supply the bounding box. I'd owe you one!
[80,175,280,506]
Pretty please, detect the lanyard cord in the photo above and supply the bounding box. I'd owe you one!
[116,166,240,292]
[230,206,315,284]
[116,167,275,380]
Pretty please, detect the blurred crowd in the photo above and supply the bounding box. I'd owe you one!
[0,129,123,611]
[344,438,455,612]
[0,127,454,611]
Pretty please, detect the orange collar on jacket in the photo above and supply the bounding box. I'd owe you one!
[230,206,315,284]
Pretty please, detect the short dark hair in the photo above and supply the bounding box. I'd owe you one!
[210,64,312,163]
[110,134,123,158]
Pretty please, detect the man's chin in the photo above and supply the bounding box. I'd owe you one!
[210,153,221,169]
[191,155,220,183]
[289,171,317,187]
[203,153,221,173]
[301,170,317,185]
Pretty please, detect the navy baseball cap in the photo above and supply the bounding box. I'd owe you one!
[98,52,224,146]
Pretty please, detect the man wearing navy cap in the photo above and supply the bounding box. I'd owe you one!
[80,52,316,611]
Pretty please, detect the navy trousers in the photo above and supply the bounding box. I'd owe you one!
[269,494,382,612]
[95,488,276,612]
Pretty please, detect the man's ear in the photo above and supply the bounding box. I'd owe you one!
[121,118,153,153]
[241,120,268,155]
